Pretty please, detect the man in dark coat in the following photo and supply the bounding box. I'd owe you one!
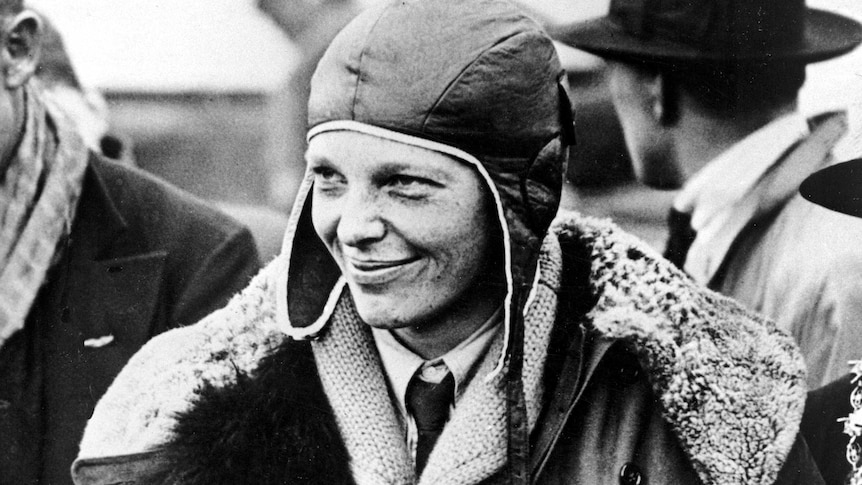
[0,2,262,484]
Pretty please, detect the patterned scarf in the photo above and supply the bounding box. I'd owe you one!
[0,82,88,349]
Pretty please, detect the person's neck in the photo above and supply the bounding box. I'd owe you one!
[392,283,504,360]
[672,101,798,181]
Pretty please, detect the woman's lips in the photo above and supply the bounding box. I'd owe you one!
[344,256,421,285]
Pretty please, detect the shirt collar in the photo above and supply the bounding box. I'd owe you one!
[673,112,813,284]
[372,305,504,418]
[674,111,810,232]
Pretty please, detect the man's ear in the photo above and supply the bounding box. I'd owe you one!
[2,11,41,89]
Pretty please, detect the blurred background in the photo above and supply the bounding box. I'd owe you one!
[28,0,862,258]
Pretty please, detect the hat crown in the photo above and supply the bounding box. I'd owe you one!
[307,0,567,159]
[610,0,806,56]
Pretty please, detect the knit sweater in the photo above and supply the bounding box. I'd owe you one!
[77,211,807,485]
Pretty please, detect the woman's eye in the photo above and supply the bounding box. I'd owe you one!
[311,166,345,193]
[312,166,337,180]
[385,174,441,200]
[389,175,421,188]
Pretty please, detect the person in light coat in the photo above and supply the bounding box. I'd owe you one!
[557,0,862,388]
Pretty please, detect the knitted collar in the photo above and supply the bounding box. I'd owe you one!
[310,231,564,485]
[78,211,807,485]
[0,83,88,349]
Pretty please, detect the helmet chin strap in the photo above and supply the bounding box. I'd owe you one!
[505,285,529,485]
[506,81,575,483]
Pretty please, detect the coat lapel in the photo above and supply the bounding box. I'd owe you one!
[419,335,508,485]
[411,235,566,485]
[552,213,808,485]
[65,158,167,356]
[685,111,847,286]
[311,289,414,485]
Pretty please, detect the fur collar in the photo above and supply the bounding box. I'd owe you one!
[556,213,807,485]
[77,211,806,485]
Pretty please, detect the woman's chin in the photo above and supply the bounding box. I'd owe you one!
[354,300,443,332]
[354,302,413,330]
[349,285,430,330]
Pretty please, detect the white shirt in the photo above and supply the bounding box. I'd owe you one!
[673,112,810,284]
[372,306,503,463]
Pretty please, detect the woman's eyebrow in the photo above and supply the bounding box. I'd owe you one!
[373,162,412,176]
[305,151,333,168]
[372,161,452,181]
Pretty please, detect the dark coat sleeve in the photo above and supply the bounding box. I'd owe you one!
[773,435,826,485]
[93,157,262,329]
[171,225,260,327]
[801,373,855,485]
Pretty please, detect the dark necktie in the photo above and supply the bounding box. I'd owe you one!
[406,370,455,476]
[663,208,697,270]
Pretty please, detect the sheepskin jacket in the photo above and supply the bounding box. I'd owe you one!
[73,212,820,485]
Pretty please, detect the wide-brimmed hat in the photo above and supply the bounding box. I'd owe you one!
[556,0,862,64]
[800,159,862,218]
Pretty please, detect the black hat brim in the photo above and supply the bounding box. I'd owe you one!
[556,8,862,65]
[800,159,862,218]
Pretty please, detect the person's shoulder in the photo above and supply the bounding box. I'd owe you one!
[77,258,288,460]
[776,195,862,280]
[802,373,855,485]
[553,207,801,339]
[551,209,807,484]
[550,209,796,347]
[84,154,261,293]
[87,154,250,242]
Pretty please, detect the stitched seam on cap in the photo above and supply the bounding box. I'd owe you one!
[350,3,398,119]
[421,29,531,130]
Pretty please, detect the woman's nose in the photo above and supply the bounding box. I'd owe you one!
[335,191,387,247]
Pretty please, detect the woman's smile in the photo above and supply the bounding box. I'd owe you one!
[342,255,423,286]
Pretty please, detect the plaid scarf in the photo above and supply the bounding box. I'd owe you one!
[0,83,88,349]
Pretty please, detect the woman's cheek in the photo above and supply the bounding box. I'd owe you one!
[311,198,341,245]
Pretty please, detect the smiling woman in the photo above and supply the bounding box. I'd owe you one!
[74,0,823,483]
[307,129,502,358]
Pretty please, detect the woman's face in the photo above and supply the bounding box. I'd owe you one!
[307,130,496,332]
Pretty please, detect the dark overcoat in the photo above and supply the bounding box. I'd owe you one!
[802,374,856,485]
[0,155,261,485]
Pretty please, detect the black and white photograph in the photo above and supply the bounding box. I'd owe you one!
[0,0,861,483]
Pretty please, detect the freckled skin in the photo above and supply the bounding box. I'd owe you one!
[307,130,503,358]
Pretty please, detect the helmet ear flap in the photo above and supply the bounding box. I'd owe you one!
[521,136,565,236]
[558,79,577,147]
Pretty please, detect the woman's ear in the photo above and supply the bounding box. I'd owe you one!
[3,11,42,89]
